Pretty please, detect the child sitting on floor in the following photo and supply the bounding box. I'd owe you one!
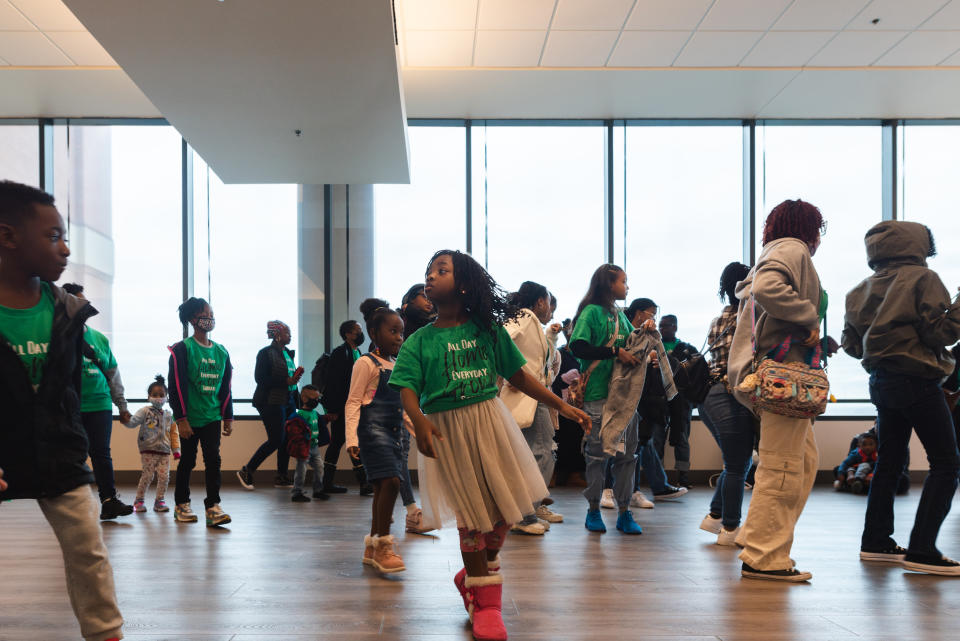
[835,430,878,494]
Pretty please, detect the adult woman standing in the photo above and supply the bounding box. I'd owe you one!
[237,321,304,491]
[728,199,829,581]
[697,262,754,547]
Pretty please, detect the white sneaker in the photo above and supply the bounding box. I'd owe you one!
[717,527,741,547]
[537,518,552,531]
[511,520,546,535]
[699,514,722,535]
[600,488,616,509]
[630,491,655,509]
[536,504,564,523]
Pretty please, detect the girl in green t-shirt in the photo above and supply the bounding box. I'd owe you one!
[568,264,655,536]
[390,250,590,641]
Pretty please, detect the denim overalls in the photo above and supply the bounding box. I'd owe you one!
[357,354,405,482]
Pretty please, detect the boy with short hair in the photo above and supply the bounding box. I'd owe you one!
[0,180,124,640]
[290,384,329,501]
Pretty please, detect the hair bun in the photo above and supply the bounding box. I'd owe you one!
[154,374,166,386]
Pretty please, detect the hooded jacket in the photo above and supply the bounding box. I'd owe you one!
[500,308,559,428]
[842,220,960,380]
[727,237,822,410]
[0,284,97,500]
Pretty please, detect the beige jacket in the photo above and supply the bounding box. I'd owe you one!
[500,309,559,428]
[728,237,823,410]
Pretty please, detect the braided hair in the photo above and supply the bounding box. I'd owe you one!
[428,250,520,336]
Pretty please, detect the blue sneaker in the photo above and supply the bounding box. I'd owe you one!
[585,509,606,533]
[616,510,642,535]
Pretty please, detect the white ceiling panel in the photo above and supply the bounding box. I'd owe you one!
[477,0,555,30]
[0,1,34,30]
[673,30,763,66]
[874,30,960,65]
[699,0,793,31]
[474,30,545,67]
[807,30,907,66]
[552,0,634,30]
[0,30,71,64]
[45,30,114,65]
[607,31,690,67]
[608,31,690,67]
[942,47,960,64]
[0,68,159,116]
[9,0,84,30]
[404,30,475,66]
[542,30,618,66]
[741,30,834,66]
[401,0,477,30]
[849,0,949,30]
[921,0,960,29]
[625,0,712,30]
[773,0,869,30]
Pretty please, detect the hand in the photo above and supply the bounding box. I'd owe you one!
[294,365,305,380]
[0,466,7,492]
[650,350,659,369]
[222,420,233,436]
[800,328,821,348]
[414,419,444,459]
[347,446,360,458]
[616,348,641,366]
[118,410,132,424]
[177,419,194,440]
[823,335,839,356]
[559,403,592,434]
[548,323,562,335]
[642,319,656,332]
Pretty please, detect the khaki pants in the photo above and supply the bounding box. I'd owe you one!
[37,485,124,641]
[737,412,818,571]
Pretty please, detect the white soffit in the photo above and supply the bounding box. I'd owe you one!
[62,0,410,185]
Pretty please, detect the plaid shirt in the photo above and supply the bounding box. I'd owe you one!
[707,305,738,382]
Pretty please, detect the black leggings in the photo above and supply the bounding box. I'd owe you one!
[324,413,346,467]
[81,410,117,502]
[174,421,222,509]
[246,396,295,475]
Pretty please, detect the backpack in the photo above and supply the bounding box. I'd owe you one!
[311,353,331,394]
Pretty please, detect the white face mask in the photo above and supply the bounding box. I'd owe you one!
[149,397,165,409]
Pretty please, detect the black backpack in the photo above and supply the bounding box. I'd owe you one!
[311,353,331,394]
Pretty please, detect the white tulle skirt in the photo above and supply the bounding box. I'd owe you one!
[418,397,549,533]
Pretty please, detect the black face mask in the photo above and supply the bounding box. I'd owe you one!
[354,332,365,346]
[303,398,320,410]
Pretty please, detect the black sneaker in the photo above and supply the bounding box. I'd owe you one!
[323,484,348,494]
[902,553,960,576]
[312,491,331,501]
[653,485,689,501]
[860,544,907,563]
[741,562,812,582]
[851,479,866,494]
[291,492,311,503]
[274,475,294,488]
[677,472,692,488]
[236,466,255,490]
[100,496,134,520]
[359,484,375,496]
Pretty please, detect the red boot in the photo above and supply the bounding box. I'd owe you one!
[465,574,507,641]
[454,555,500,613]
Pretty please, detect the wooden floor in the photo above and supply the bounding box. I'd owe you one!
[2,483,958,641]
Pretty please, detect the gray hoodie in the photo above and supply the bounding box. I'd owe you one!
[842,220,960,381]
[728,237,823,410]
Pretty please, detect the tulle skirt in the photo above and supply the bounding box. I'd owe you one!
[418,397,549,533]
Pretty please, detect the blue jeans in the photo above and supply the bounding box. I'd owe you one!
[583,399,638,509]
[520,403,556,524]
[862,369,960,556]
[399,428,416,506]
[293,444,325,495]
[698,383,755,529]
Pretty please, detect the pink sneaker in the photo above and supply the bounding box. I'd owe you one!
[153,499,169,513]
[133,499,146,513]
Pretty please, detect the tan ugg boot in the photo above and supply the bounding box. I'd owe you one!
[371,534,406,574]
[362,535,375,566]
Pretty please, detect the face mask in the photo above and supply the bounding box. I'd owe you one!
[303,398,320,410]
[149,398,165,409]
[195,317,215,332]
[354,331,365,346]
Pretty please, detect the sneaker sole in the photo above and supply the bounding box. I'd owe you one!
[175,516,198,522]
[154,508,170,513]
[236,472,255,490]
[741,570,811,582]
[654,491,688,501]
[616,527,642,535]
[860,551,906,563]
[631,502,655,509]
[700,523,722,535]
[510,526,546,536]
[902,561,960,576]
[206,517,232,527]
[599,502,616,510]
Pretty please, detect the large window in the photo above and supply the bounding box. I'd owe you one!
[756,124,882,406]
[373,125,466,303]
[56,124,184,399]
[619,124,744,347]
[192,152,299,403]
[0,123,39,187]
[473,124,606,324]
[900,124,960,293]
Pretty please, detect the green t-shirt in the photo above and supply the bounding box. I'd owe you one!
[570,305,634,402]
[0,283,54,391]
[297,407,325,446]
[183,336,230,426]
[662,339,678,354]
[352,348,361,362]
[389,320,526,414]
[284,349,298,392]
[80,327,118,413]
